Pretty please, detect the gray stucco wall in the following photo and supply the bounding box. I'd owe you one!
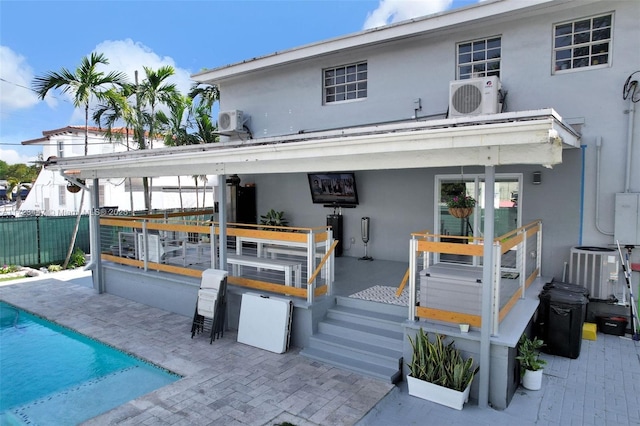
[239,157,581,281]
[215,0,639,277]
[218,1,639,168]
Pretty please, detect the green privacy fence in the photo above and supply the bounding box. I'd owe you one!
[0,215,90,267]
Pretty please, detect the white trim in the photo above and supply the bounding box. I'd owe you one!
[45,109,580,180]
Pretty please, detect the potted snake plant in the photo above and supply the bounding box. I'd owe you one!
[407,328,479,410]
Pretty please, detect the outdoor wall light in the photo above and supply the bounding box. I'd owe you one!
[532,171,542,185]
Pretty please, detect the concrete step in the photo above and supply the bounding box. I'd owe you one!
[327,304,406,332]
[307,332,402,366]
[300,346,402,384]
[336,295,408,317]
[301,295,406,384]
[318,318,404,347]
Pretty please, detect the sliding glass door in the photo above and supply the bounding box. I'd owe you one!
[435,174,522,266]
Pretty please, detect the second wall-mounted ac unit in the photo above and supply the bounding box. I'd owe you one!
[449,76,501,117]
[218,110,245,133]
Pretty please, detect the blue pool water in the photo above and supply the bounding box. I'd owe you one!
[0,301,181,425]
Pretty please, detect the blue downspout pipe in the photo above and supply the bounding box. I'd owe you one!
[579,145,586,245]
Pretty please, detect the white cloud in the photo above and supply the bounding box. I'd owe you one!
[363,0,454,29]
[0,147,38,165]
[0,46,40,112]
[66,39,194,124]
[94,39,193,93]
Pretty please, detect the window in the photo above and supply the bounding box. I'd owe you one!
[457,37,501,80]
[553,13,612,73]
[323,62,367,104]
[99,184,105,207]
[58,185,66,206]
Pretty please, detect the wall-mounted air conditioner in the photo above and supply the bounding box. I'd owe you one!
[218,110,245,133]
[449,76,501,117]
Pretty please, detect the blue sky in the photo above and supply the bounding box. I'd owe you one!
[0,0,478,165]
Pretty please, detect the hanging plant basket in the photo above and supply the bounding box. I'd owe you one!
[448,207,473,218]
[66,179,84,193]
[66,183,81,193]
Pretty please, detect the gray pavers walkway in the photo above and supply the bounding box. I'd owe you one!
[2,270,640,425]
[1,272,392,426]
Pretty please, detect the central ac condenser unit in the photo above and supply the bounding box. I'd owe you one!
[449,76,501,117]
[568,246,619,300]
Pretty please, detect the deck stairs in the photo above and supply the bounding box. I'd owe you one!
[300,296,406,384]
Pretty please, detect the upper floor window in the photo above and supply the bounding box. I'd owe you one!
[457,37,501,80]
[553,13,612,73]
[323,62,367,104]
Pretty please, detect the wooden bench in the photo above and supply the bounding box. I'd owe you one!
[263,245,328,279]
[226,254,302,287]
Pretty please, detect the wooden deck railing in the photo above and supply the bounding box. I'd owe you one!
[408,220,542,335]
[100,213,335,303]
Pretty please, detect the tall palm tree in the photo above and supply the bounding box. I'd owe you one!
[33,52,127,268]
[134,66,180,212]
[33,52,127,156]
[157,95,198,210]
[92,85,137,212]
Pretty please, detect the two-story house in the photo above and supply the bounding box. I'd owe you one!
[45,0,639,409]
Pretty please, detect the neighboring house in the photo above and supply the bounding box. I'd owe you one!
[21,126,215,215]
[45,0,640,409]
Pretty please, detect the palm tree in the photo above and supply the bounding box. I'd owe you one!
[133,66,180,212]
[192,104,219,144]
[92,85,137,212]
[188,82,219,111]
[157,95,198,210]
[33,52,127,156]
[33,52,127,268]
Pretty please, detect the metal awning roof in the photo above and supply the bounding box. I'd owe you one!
[45,109,580,180]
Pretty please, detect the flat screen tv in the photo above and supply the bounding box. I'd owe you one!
[308,172,359,207]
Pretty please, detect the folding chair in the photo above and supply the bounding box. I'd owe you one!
[191,269,228,343]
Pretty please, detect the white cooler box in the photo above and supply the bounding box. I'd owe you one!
[237,292,293,354]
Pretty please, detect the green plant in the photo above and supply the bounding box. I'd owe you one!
[446,195,476,209]
[48,264,63,272]
[407,328,479,392]
[260,209,289,227]
[68,248,86,269]
[0,264,19,274]
[516,334,546,374]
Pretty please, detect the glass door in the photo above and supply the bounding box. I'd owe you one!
[435,174,521,266]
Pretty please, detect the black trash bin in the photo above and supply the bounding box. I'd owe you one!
[543,279,590,299]
[542,279,590,320]
[537,288,589,359]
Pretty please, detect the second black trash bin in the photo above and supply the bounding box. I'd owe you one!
[537,287,589,359]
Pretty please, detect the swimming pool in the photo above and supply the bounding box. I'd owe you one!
[0,301,181,425]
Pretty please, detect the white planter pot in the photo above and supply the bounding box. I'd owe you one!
[407,375,470,410]
[522,369,543,390]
